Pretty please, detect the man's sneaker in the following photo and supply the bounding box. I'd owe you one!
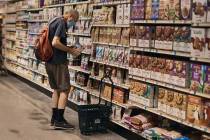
[54,120,75,130]
[50,117,55,126]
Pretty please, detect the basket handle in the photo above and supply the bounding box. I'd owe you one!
[98,68,114,107]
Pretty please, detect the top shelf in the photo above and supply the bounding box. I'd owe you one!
[45,0,91,8]
[93,0,131,6]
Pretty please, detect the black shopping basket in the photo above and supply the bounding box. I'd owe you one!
[78,69,114,135]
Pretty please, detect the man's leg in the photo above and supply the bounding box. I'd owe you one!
[51,90,59,125]
[57,90,69,122]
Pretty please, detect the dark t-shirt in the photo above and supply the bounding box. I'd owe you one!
[47,17,67,64]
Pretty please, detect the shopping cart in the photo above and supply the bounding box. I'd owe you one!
[78,69,114,135]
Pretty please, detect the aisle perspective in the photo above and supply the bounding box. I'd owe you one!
[1,0,210,139]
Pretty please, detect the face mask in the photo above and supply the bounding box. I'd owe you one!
[67,20,76,29]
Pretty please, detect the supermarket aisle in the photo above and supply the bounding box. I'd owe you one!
[0,76,125,140]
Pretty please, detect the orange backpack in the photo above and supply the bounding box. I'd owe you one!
[35,17,60,62]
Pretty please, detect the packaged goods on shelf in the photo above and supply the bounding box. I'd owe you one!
[123,4,130,24]
[16,30,27,39]
[129,80,157,107]
[204,66,210,95]
[43,8,62,20]
[75,72,89,86]
[93,7,115,25]
[130,0,145,20]
[111,105,122,121]
[180,0,192,20]
[116,5,124,24]
[192,0,208,23]
[28,23,46,33]
[130,26,137,46]
[29,11,44,20]
[4,14,16,23]
[206,29,210,58]
[69,88,88,105]
[145,0,160,20]
[138,26,155,48]
[28,0,42,8]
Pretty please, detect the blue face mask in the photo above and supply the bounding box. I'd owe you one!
[67,20,76,29]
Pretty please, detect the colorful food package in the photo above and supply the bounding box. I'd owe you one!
[103,46,110,63]
[164,59,176,85]
[145,0,152,19]
[133,54,142,77]
[159,0,170,20]
[156,58,166,82]
[192,0,207,23]
[130,26,137,46]
[107,28,112,43]
[163,26,174,50]
[187,95,204,125]
[123,4,131,24]
[116,48,125,66]
[203,100,210,127]
[191,28,206,58]
[123,48,130,66]
[103,85,112,99]
[158,88,167,113]
[190,64,205,93]
[130,0,145,20]
[168,0,180,20]
[116,4,124,24]
[112,28,121,44]
[204,66,210,95]
[145,0,159,20]
[141,56,151,79]
[180,0,192,20]
[150,57,158,80]
[205,28,210,58]
[166,90,175,116]
[174,61,190,88]
[174,26,191,53]
[121,28,130,46]
[207,1,210,22]
[155,26,164,49]
[138,26,150,48]
[174,92,187,120]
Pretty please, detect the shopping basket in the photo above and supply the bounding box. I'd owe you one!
[78,69,114,135]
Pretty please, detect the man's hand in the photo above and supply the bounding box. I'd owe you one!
[68,47,84,57]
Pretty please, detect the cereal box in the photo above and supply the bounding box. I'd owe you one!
[174,26,191,53]
[173,92,187,120]
[166,90,175,116]
[130,0,145,20]
[138,26,150,48]
[123,48,130,66]
[150,57,158,80]
[205,28,210,58]
[145,0,152,19]
[164,59,176,85]
[156,58,166,82]
[141,56,151,79]
[203,100,210,127]
[116,4,124,24]
[180,0,192,20]
[192,0,207,23]
[169,0,180,20]
[159,0,170,20]
[133,55,143,77]
[207,0,210,22]
[191,28,206,58]
[130,26,137,46]
[121,28,130,46]
[190,64,205,93]
[163,26,174,50]
[155,26,164,49]
[123,4,131,24]
[151,0,160,20]
[204,66,210,95]
[174,61,190,88]
[187,95,204,125]
[158,88,167,113]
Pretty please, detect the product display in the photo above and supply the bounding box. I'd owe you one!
[1,0,210,139]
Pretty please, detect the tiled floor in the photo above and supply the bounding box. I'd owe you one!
[0,75,125,140]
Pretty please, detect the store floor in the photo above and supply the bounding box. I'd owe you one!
[0,75,125,140]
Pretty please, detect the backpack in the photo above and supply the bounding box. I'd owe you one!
[34,17,60,62]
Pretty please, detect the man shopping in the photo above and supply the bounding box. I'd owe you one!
[45,9,82,129]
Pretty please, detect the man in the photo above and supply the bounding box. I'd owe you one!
[46,9,82,129]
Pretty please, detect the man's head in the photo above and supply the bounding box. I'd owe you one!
[64,9,79,28]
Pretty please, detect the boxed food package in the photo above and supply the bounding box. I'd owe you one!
[123,48,130,66]
[204,66,210,95]
[155,26,164,49]
[116,4,124,24]
[112,105,122,121]
[145,0,160,20]
[173,92,187,120]
[130,0,145,20]
[150,57,158,80]
[133,54,142,77]
[123,4,131,24]
[174,26,191,53]
[190,64,205,93]
[116,48,125,66]
[138,26,150,48]
[192,0,207,23]
[130,26,137,46]
[107,28,112,43]
[168,0,180,20]
[174,61,190,88]
[141,56,151,79]
[207,1,210,22]
[145,0,152,19]
[164,59,176,85]
[187,95,204,125]
[202,100,210,127]
[111,28,122,44]
[180,0,192,20]
[121,28,130,46]
[191,28,206,58]
[159,0,170,20]
[166,90,175,116]
[163,26,175,50]
[114,88,128,103]
[103,85,112,99]
[158,88,167,113]
[205,28,210,58]
[156,58,166,82]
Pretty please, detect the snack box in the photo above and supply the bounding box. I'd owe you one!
[166,90,175,116]
[158,0,169,20]
[180,0,192,20]
[123,4,131,24]
[205,28,210,58]
[169,0,180,20]
[130,0,145,20]
[173,26,191,53]
[157,88,167,113]
[187,95,204,125]
[163,26,174,50]
[116,4,124,24]
[192,0,207,23]
[203,66,210,95]
[191,28,206,58]
[151,0,160,20]
[207,0,210,22]
[150,57,158,81]
[141,56,151,79]
[173,92,187,120]
[202,100,210,127]
[130,26,137,46]
[164,59,176,85]
[156,58,166,82]
[155,26,164,49]
[190,64,205,93]
[121,28,130,46]
[138,26,150,48]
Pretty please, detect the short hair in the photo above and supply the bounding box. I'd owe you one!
[65,9,79,21]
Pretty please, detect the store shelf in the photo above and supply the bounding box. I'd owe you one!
[191,57,210,64]
[28,32,41,35]
[17,55,29,59]
[130,20,191,25]
[5,38,16,41]
[68,65,90,74]
[45,0,91,8]
[79,17,92,20]
[15,46,26,49]
[68,98,87,106]
[3,47,16,51]
[130,75,210,99]
[93,0,131,6]
[89,75,129,89]
[92,24,130,27]
[4,21,16,24]
[5,28,16,32]
[90,58,129,70]
[4,57,17,62]
[27,7,44,11]
[128,102,210,134]
[71,82,90,92]
[27,20,48,23]
[131,47,191,57]
[192,23,210,27]
[90,90,129,109]
[92,42,129,48]
[67,32,90,37]
[16,28,28,31]
[5,11,16,14]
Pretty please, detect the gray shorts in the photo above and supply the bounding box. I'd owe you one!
[45,62,70,93]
